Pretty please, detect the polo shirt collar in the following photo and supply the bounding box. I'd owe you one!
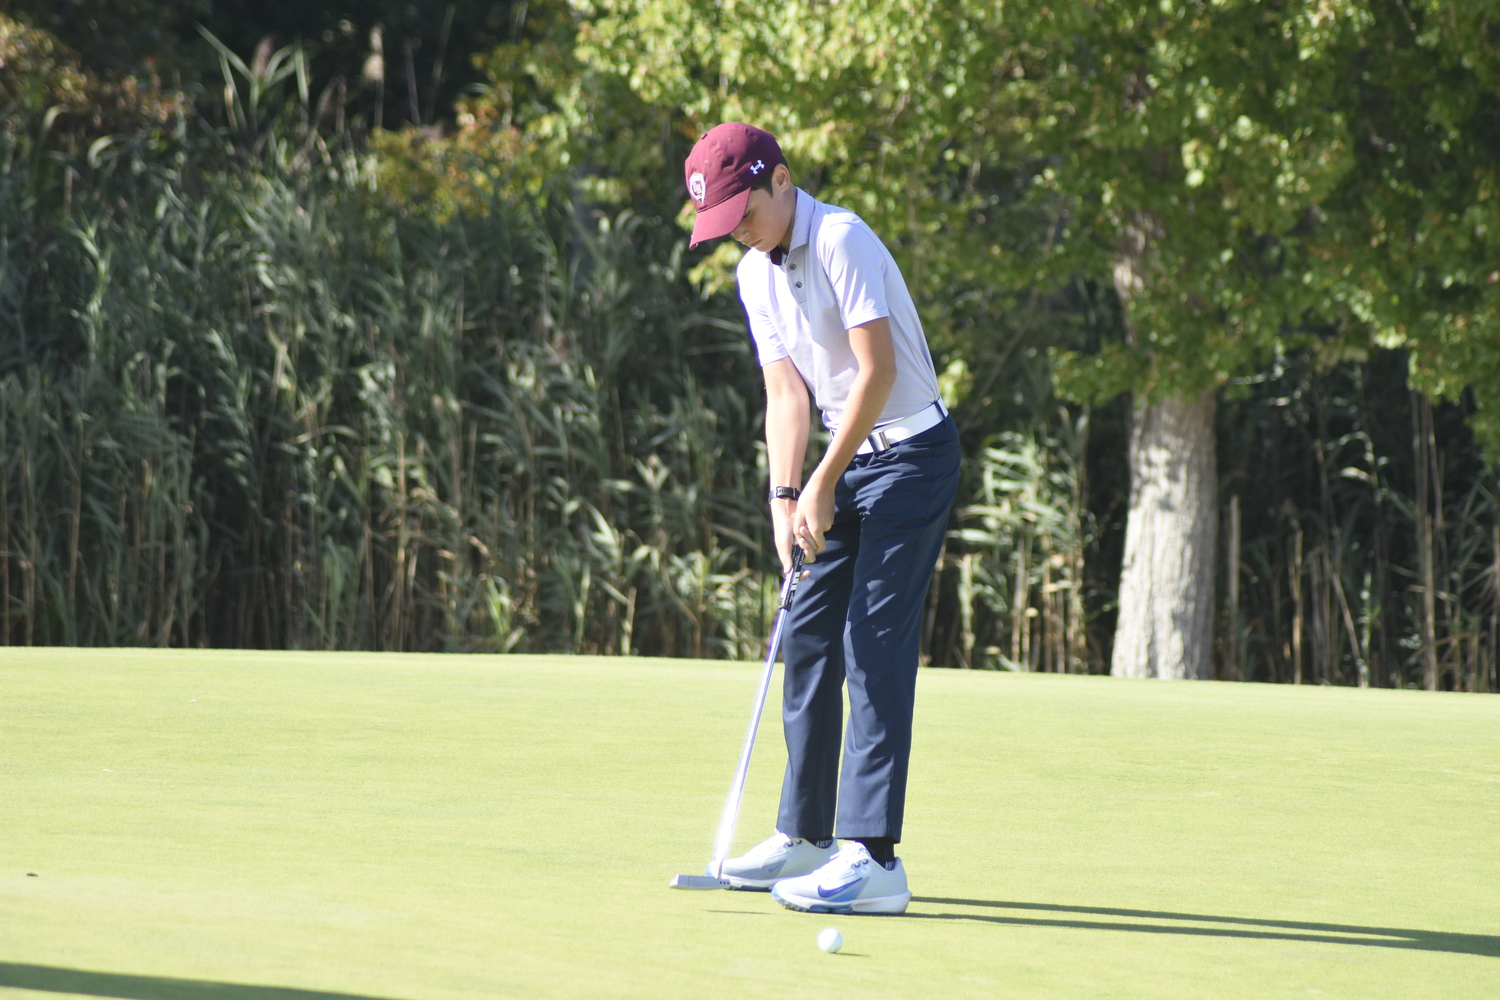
[789,188,814,252]
[770,188,814,267]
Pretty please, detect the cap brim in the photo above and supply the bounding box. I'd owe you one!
[689,188,752,249]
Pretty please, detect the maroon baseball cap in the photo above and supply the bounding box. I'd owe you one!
[683,123,785,248]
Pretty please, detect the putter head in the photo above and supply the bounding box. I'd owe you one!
[669,874,729,890]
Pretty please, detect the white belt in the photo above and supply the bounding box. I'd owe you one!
[854,400,948,455]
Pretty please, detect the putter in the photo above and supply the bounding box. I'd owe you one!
[670,547,805,890]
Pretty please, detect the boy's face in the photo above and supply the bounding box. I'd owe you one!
[730,164,796,253]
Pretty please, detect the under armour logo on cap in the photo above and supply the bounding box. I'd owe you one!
[682,123,786,249]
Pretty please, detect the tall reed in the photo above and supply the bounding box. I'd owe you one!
[0,51,773,655]
[1215,352,1498,691]
[941,414,1093,672]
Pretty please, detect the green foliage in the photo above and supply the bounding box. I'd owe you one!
[559,1,1491,428]
[1312,0,1500,451]
[0,24,778,654]
[566,0,1386,405]
[197,27,309,138]
[1027,0,1500,434]
[572,0,1056,356]
[0,13,93,110]
[1028,0,1365,400]
[950,419,1093,673]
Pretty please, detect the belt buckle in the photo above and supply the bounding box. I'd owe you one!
[869,429,891,452]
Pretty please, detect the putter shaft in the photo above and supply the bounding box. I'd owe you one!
[707,550,804,881]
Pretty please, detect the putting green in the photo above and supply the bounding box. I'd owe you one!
[2,650,1497,999]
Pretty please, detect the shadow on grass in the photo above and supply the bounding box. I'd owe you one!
[907,897,1500,959]
[0,962,411,1000]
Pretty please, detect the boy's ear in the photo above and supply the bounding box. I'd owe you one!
[772,162,793,191]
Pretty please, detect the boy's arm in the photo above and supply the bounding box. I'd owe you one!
[791,316,897,562]
[763,357,813,574]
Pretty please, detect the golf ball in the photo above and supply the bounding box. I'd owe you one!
[817,927,843,953]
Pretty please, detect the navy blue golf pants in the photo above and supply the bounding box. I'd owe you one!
[776,415,961,843]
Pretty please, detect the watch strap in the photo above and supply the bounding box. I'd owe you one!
[769,486,801,503]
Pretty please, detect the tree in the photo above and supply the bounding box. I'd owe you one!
[574,0,1368,678]
[1028,0,1368,678]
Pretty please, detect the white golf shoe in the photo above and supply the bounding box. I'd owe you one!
[711,832,838,891]
[770,841,912,915]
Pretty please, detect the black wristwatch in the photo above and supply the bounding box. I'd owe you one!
[769,486,801,503]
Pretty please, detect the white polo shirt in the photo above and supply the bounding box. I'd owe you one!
[737,188,941,434]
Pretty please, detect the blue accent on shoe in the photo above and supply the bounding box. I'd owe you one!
[815,876,865,900]
[772,885,853,915]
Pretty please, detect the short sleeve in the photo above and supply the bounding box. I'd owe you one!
[740,275,789,368]
[818,222,889,330]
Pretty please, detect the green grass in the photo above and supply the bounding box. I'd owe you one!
[2,650,1498,999]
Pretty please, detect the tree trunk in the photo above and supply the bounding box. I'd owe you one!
[1111,390,1219,679]
[1412,391,1439,691]
[1224,493,1240,680]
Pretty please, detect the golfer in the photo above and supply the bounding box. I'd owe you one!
[683,123,960,914]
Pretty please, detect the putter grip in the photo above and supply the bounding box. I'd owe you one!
[778,548,805,611]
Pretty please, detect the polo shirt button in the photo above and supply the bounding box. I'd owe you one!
[795,281,802,288]
[788,264,796,270]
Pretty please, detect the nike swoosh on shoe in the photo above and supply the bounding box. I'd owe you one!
[815,876,865,900]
